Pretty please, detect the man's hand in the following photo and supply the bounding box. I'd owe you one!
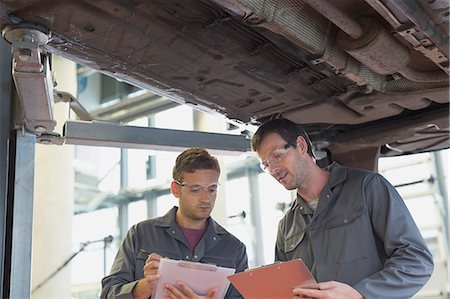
[164,281,217,299]
[132,275,160,299]
[132,252,163,299]
[293,281,363,299]
[143,252,162,277]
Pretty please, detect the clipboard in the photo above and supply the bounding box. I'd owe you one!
[226,259,318,299]
[152,258,236,299]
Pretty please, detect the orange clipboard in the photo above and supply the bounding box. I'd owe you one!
[227,259,318,299]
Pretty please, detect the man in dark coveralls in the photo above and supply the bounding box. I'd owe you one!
[252,118,433,299]
[101,148,248,299]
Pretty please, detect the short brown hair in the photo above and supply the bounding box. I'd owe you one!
[251,118,315,158]
[172,148,220,181]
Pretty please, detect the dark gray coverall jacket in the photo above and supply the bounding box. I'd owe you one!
[101,206,248,298]
[275,162,434,299]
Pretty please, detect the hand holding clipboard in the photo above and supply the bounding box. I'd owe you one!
[151,258,236,299]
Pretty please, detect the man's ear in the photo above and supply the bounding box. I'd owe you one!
[296,135,308,154]
[171,181,180,198]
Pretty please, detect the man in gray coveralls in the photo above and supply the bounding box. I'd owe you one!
[252,118,433,299]
[101,148,248,299]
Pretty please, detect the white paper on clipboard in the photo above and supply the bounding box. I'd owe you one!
[151,258,236,299]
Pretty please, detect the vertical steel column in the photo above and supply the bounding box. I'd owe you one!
[146,116,157,219]
[7,131,36,298]
[433,150,450,282]
[118,149,129,241]
[0,35,12,299]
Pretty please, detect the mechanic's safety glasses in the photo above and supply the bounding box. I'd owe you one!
[260,141,296,172]
[174,180,220,195]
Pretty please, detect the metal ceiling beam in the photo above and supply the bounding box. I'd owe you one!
[61,120,251,155]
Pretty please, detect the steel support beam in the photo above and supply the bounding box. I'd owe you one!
[0,35,12,299]
[5,131,36,298]
[433,150,450,283]
[62,120,251,154]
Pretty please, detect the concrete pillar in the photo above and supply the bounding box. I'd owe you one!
[31,56,75,298]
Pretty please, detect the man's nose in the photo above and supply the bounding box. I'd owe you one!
[199,189,214,200]
[268,163,279,175]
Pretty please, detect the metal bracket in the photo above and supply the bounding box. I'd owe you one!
[2,24,95,143]
[54,90,93,121]
[2,24,56,135]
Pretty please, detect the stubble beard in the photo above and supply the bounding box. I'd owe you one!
[291,158,311,193]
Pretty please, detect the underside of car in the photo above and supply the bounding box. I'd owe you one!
[0,0,448,169]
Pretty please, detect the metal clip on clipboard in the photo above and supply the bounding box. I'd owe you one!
[178,260,218,272]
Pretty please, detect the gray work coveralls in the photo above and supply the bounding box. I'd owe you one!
[101,206,248,298]
[275,162,434,299]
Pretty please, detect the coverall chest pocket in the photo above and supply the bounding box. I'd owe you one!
[283,230,305,254]
[135,249,177,278]
[136,251,149,278]
[326,207,371,264]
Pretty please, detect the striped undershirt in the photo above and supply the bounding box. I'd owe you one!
[306,198,319,211]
